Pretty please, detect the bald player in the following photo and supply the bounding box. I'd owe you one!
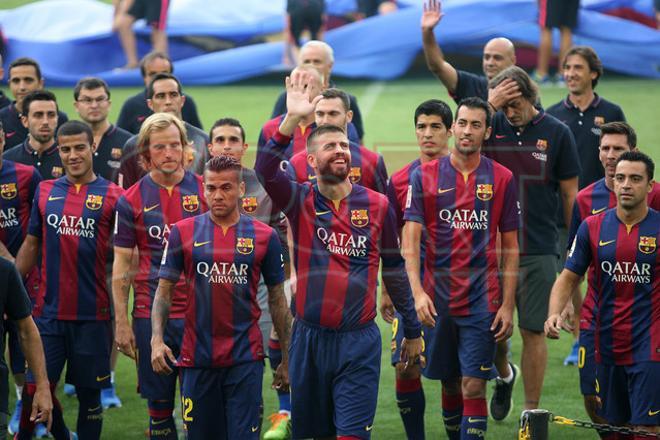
[421,0,522,112]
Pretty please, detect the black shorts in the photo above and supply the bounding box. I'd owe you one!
[128,0,170,31]
[287,0,325,46]
[538,0,579,29]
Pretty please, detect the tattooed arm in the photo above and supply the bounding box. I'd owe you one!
[151,278,176,375]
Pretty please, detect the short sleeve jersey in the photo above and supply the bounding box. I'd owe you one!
[566,209,660,365]
[114,171,207,319]
[160,214,284,368]
[28,176,123,320]
[484,110,580,255]
[404,155,520,316]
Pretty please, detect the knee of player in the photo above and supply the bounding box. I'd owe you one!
[441,379,462,396]
[461,377,487,399]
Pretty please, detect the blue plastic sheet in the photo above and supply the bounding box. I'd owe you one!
[1,0,658,86]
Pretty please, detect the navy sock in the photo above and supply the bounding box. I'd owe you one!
[148,399,177,439]
[268,338,291,414]
[76,387,103,439]
[396,377,425,440]
[461,398,488,440]
[441,390,462,440]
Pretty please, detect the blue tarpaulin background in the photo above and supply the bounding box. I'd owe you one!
[0,0,658,86]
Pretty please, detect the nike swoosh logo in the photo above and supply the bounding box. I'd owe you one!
[479,365,493,371]
[308,174,317,180]
[591,207,607,215]
[251,426,259,432]
[495,134,506,139]
[443,414,461,421]
[48,196,65,201]
[468,417,486,423]
[599,240,615,247]
[649,409,660,416]
[96,374,111,382]
[365,425,373,431]
[151,418,169,425]
[6,132,16,138]
[144,204,159,212]
[88,405,101,412]
[438,188,455,194]
[194,241,211,247]
[315,210,331,216]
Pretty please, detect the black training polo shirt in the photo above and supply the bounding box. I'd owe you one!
[0,103,68,150]
[94,124,132,184]
[116,89,203,135]
[451,70,489,103]
[546,94,625,190]
[2,139,63,180]
[0,91,10,111]
[484,110,580,256]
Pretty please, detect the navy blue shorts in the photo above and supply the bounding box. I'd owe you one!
[597,361,660,426]
[289,320,380,439]
[578,329,597,396]
[28,318,111,389]
[390,311,427,368]
[134,317,183,400]
[4,319,26,375]
[180,362,263,439]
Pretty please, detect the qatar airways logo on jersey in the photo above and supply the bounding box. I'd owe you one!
[600,261,652,284]
[0,208,19,228]
[46,214,96,238]
[316,227,368,258]
[439,209,489,230]
[148,224,174,244]
[197,261,249,284]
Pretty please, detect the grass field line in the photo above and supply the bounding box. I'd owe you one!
[359,80,386,118]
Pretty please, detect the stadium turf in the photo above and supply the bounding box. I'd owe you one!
[3,76,659,438]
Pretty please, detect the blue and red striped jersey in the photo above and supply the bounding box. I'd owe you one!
[114,171,207,319]
[287,141,388,194]
[568,179,660,331]
[404,155,520,316]
[28,176,122,320]
[566,208,659,365]
[258,115,311,160]
[160,213,284,368]
[387,159,422,230]
[255,131,421,337]
[0,160,41,256]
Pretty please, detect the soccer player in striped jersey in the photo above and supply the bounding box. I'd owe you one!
[562,122,660,431]
[404,97,520,439]
[152,155,292,439]
[113,113,207,440]
[15,120,124,439]
[256,70,423,439]
[286,88,388,194]
[546,151,659,436]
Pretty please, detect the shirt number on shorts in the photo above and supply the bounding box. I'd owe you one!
[181,396,194,422]
[577,346,586,369]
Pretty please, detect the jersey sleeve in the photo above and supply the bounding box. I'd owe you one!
[386,178,404,230]
[499,174,521,232]
[29,168,43,201]
[261,229,285,287]
[113,195,137,248]
[374,154,389,195]
[564,220,592,276]
[566,202,582,251]
[554,127,581,181]
[27,184,43,239]
[403,167,424,224]
[3,260,32,320]
[158,225,184,282]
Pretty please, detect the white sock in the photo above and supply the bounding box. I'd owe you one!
[15,384,23,401]
[500,365,514,384]
[110,371,115,384]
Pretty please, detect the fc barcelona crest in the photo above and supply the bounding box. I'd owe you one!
[536,139,548,151]
[0,183,17,200]
[639,236,656,254]
[476,184,493,201]
[51,167,63,178]
[351,209,369,227]
[85,194,103,210]
[594,116,605,127]
[348,167,362,183]
[242,196,258,213]
[236,237,254,255]
[111,148,122,159]
[182,195,200,213]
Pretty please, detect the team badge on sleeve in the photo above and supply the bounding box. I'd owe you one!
[351,209,369,227]
[51,167,64,178]
[0,183,17,200]
[639,236,657,254]
[111,148,122,159]
[241,197,258,213]
[85,194,103,210]
[476,184,493,201]
[349,167,362,183]
[236,237,254,255]
[182,195,200,213]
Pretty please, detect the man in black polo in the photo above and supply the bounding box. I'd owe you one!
[546,45,626,365]
[0,58,68,151]
[270,40,365,142]
[116,52,202,134]
[485,66,580,418]
[2,91,63,180]
[73,77,131,184]
[118,73,209,189]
